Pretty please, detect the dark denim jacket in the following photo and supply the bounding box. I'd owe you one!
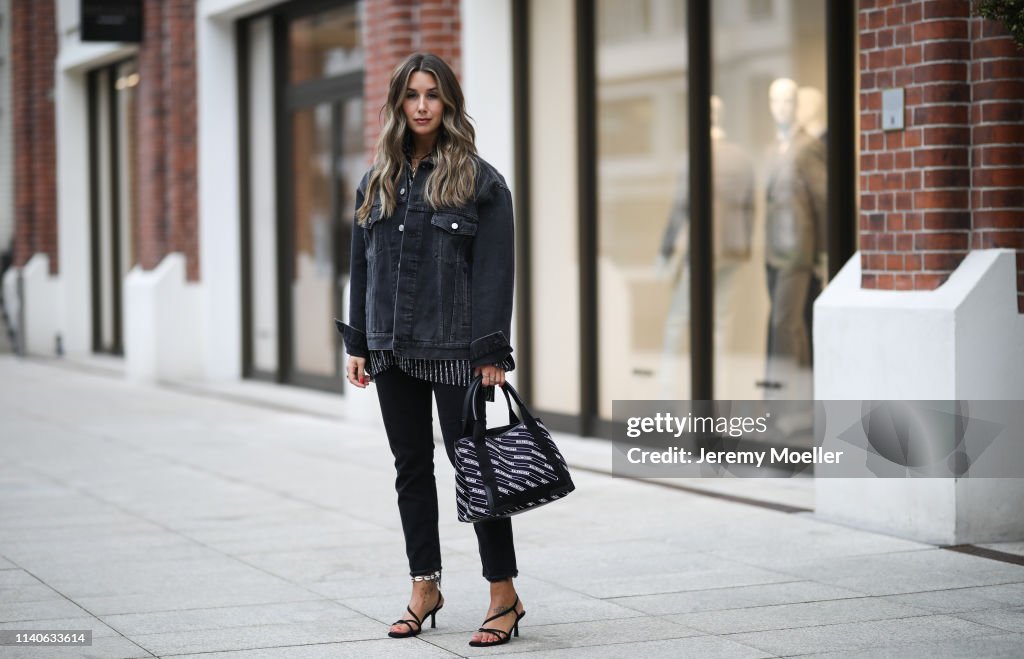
[335,155,515,368]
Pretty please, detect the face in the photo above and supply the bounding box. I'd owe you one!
[769,80,798,126]
[403,71,444,145]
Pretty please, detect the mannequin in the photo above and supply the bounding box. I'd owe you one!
[762,78,827,398]
[657,95,756,397]
[797,86,826,140]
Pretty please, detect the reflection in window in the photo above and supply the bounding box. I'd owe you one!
[597,0,686,43]
[597,0,649,42]
[289,3,363,84]
[596,0,688,416]
[115,60,139,274]
[748,0,774,21]
[598,97,654,158]
[291,103,335,376]
[672,92,688,153]
[712,0,828,440]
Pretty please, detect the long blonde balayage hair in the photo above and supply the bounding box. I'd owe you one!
[357,53,477,225]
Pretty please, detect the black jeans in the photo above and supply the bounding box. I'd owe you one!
[374,366,518,582]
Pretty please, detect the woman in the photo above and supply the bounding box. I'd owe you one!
[336,53,525,647]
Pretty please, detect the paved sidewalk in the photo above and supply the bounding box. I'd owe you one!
[1,355,1023,658]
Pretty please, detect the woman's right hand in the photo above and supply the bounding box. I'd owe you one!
[347,356,372,388]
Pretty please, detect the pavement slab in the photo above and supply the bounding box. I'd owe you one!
[427,615,708,657]
[760,548,1024,596]
[879,583,1024,613]
[951,606,1024,633]
[665,595,934,635]
[726,614,1003,656]
[609,580,865,616]
[479,633,773,658]
[798,632,1024,658]
[168,638,460,658]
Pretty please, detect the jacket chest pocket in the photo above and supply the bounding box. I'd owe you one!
[364,203,386,256]
[431,209,476,342]
[431,210,478,263]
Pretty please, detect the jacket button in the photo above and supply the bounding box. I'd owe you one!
[451,222,459,230]
[399,188,405,195]
[398,224,405,232]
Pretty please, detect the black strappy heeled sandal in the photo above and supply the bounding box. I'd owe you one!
[468,595,526,647]
[388,572,444,639]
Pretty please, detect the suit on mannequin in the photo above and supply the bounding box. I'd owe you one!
[763,78,827,397]
[657,96,756,397]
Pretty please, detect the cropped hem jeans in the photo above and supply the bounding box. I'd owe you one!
[374,365,519,583]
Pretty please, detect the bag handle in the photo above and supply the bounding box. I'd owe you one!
[461,375,554,460]
[460,375,521,436]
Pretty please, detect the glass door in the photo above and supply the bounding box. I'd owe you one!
[281,1,364,391]
[88,59,139,356]
[286,95,363,389]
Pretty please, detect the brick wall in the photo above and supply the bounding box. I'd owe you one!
[363,0,462,159]
[10,0,57,274]
[859,0,1024,312]
[970,16,1024,312]
[136,0,199,281]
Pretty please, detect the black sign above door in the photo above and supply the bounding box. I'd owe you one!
[81,0,143,43]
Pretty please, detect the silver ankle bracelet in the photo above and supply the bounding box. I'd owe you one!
[412,570,442,590]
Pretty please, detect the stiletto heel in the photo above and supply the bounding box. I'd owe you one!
[389,572,443,639]
[468,596,526,647]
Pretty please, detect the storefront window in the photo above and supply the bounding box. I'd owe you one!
[711,0,828,403]
[527,0,851,433]
[596,0,688,415]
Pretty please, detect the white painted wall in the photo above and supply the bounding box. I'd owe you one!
[462,0,515,191]
[953,251,1024,400]
[952,251,1024,542]
[199,0,281,22]
[124,254,203,381]
[20,254,60,356]
[54,66,94,357]
[196,4,245,381]
[814,249,1024,544]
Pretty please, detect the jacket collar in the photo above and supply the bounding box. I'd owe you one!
[403,140,437,169]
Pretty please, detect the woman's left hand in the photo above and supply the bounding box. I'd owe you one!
[474,365,506,387]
